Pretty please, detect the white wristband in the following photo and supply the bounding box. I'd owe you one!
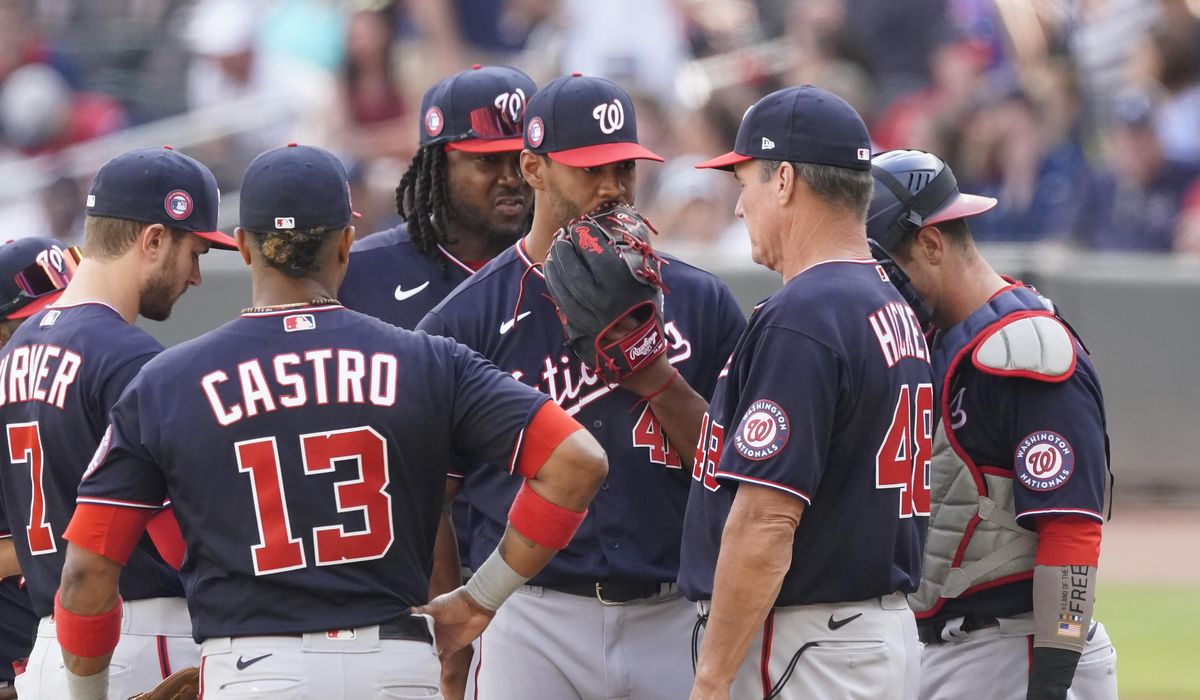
[464,548,529,612]
[65,667,108,700]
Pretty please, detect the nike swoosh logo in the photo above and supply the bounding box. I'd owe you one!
[827,613,862,631]
[236,653,272,670]
[499,311,532,335]
[394,281,430,301]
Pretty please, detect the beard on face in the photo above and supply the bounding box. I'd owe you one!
[542,180,591,231]
[447,188,530,245]
[139,239,185,321]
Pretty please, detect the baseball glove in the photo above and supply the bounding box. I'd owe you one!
[128,666,199,700]
[543,201,668,384]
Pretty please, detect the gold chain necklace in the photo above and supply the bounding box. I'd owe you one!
[241,296,340,314]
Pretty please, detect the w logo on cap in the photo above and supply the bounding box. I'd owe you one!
[593,99,625,135]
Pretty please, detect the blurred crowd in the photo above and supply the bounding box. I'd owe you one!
[3,0,1200,254]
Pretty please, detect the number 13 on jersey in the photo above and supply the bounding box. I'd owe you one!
[236,426,394,576]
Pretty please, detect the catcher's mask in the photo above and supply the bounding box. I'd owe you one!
[866,149,997,252]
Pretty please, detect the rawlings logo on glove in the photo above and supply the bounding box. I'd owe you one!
[543,201,668,384]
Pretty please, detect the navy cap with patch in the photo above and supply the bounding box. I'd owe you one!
[0,237,79,320]
[696,85,872,172]
[523,73,663,168]
[420,64,538,153]
[240,144,361,233]
[86,146,235,249]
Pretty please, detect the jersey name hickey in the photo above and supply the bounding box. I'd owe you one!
[202,349,399,426]
[868,301,929,367]
[0,343,82,409]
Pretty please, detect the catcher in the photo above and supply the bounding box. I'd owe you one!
[417,73,746,699]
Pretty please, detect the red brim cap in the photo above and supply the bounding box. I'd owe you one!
[7,290,63,320]
[445,137,526,154]
[548,142,664,168]
[925,192,998,227]
[694,151,753,171]
[194,230,239,250]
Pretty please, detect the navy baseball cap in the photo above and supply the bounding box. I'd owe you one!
[239,144,361,233]
[523,73,663,167]
[0,237,81,320]
[696,85,872,172]
[85,146,236,249]
[420,64,538,153]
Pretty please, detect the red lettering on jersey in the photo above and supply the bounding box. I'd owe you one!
[7,422,56,555]
[302,427,393,564]
[632,403,683,468]
[875,383,933,518]
[692,413,724,492]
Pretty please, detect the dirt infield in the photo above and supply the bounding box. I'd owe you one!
[1099,503,1200,584]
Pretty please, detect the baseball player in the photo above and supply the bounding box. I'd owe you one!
[54,143,607,700]
[338,65,538,697]
[866,149,1117,700]
[418,73,746,699]
[682,86,932,700]
[0,146,236,699]
[338,64,537,327]
[0,237,79,699]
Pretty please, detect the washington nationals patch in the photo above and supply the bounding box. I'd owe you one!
[1015,430,1075,491]
[733,399,790,461]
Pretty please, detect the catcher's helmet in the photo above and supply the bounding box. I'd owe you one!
[866,150,997,251]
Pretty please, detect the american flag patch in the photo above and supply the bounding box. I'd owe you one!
[284,314,316,332]
[1057,613,1082,637]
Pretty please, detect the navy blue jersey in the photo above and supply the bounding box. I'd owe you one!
[338,225,475,329]
[0,303,182,617]
[930,286,1108,621]
[76,304,549,641]
[418,240,745,585]
[0,577,36,682]
[679,260,933,606]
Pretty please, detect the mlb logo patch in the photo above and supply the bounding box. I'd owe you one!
[275,217,295,230]
[284,314,316,332]
[40,309,61,327]
[857,148,871,161]
[164,190,193,220]
[86,194,96,208]
[326,629,356,640]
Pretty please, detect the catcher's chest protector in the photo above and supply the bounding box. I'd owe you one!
[909,287,1084,618]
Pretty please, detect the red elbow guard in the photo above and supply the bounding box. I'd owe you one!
[54,591,122,658]
[508,481,587,550]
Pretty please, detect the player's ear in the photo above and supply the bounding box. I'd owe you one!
[915,225,945,266]
[336,225,355,264]
[775,161,796,204]
[520,150,546,191]
[139,223,168,261]
[234,228,253,266]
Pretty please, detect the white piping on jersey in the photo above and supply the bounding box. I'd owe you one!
[437,244,477,275]
[45,300,124,316]
[515,240,546,279]
[240,304,345,318]
[796,257,877,275]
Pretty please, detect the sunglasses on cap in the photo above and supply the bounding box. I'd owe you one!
[0,246,82,317]
[463,102,523,141]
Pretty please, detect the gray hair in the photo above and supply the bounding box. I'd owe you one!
[758,160,874,220]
